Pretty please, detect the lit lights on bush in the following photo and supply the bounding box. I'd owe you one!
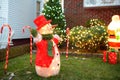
[69,19,108,52]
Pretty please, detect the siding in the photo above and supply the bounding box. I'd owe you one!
[8,0,36,39]
[0,0,9,49]
[0,0,8,26]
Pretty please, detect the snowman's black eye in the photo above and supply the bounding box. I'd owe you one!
[57,53,59,55]
[57,63,59,66]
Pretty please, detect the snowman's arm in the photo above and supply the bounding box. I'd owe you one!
[33,33,42,43]
[53,34,61,44]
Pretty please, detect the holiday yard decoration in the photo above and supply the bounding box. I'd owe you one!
[66,28,70,59]
[103,51,108,62]
[42,0,66,45]
[103,48,119,64]
[22,26,33,65]
[108,15,120,50]
[108,50,117,64]
[0,24,12,73]
[33,15,61,78]
[103,15,120,64]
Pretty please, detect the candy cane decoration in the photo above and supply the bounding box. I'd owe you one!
[22,26,32,65]
[0,24,12,73]
[66,28,70,59]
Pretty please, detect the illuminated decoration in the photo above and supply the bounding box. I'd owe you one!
[42,0,66,45]
[22,26,33,65]
[103,15,120,64]
[33,15,60,78]
[103,51,108,62]
[108,51,117,64]
[0,24,12,73]
[66,28,69,59]
[69,19,107,52]
[108,15,120,50]
[103,49,118,64]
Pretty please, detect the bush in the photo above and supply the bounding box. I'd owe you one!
[85,19,106,28]
[69,19,108,52]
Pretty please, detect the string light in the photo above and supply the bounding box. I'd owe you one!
[69,19,107,52]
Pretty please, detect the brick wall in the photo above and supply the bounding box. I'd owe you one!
[64,0,120,28]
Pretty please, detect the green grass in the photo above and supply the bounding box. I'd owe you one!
[0,54,120,80]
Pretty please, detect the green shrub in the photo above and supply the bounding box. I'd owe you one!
[85,19,106,28]
[69,19,108,52]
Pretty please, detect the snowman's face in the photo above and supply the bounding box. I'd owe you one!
[38,23,54,34]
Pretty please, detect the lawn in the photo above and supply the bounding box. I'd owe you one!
[0,53,120,80]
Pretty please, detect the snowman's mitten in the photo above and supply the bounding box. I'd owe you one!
[53,34,62,44]
[30,28,37,37]
[53,34,62,41]
[33,33,42,43]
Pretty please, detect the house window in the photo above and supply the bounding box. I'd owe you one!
[36,1,40,16]
[84,0,120,7]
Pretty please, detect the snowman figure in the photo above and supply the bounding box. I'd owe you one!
[33,15,61,77]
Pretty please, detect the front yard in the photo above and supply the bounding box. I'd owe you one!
[0,53,120,80]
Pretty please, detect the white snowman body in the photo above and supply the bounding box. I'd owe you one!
[33,15,61,77]
[35,39,60,77]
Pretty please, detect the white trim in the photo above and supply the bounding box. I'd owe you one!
[61,0,64,12]
[36,0,44,15]
[40,0,44,14]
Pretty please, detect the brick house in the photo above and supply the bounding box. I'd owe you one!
[0,0,120,46]
[64,0,120,28]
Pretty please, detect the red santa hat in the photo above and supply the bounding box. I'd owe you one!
[33,15,51,30]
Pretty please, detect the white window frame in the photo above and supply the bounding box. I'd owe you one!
[84,0,120,7]
[60,0,64,12]
[36,0,44,16]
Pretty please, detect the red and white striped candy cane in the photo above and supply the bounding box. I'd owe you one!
[66,28,70,59]
[0,24,12,73]
[22,26,32,65]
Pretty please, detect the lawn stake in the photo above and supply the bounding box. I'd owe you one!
[0,24,12,74]
[66,28,70,59]
[22,26,32,65]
